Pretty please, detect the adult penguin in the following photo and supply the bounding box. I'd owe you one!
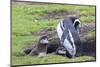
[56,15,82,58]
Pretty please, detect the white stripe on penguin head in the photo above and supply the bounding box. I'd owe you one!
[73,19,80,25]
[73,19,80,34]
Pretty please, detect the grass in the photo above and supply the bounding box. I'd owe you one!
[12,2,96,66]
[12,55,95,66]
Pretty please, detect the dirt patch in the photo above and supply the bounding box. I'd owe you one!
[42,11,79,20]
[81,37,96,57]
[30,28,57,38]
[80,23,95,38]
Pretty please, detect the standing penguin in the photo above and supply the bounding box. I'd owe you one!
[56,15,82,58]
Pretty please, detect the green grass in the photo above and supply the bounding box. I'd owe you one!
[12,55,95,66]
[12,2,96,66]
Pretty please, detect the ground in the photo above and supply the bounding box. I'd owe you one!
[12,2,96,66]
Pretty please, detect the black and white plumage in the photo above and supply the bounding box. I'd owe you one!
[26,35,49,57]
[39,36,49,45]
[57,16,81,58]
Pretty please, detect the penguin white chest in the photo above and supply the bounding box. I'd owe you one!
[57,23,63,40]
[57,22,76,56]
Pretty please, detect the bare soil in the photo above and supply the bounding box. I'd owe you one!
[42,11,79,20]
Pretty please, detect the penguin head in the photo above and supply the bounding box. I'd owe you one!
[39,35,49,45]
[67,15,80,33]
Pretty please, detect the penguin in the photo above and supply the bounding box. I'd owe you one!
[56,16,81,58]
[27,35,49,57]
